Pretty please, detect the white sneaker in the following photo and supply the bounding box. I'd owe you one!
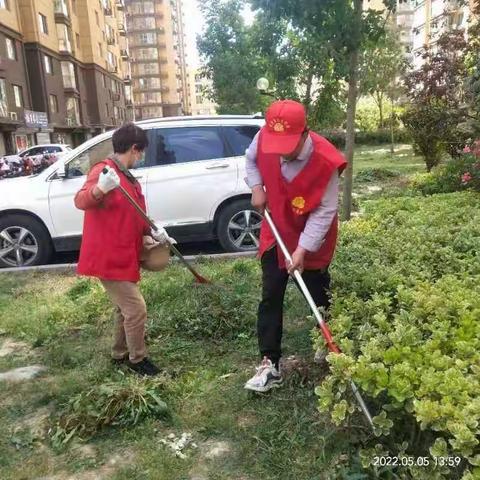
[244,357,283,392]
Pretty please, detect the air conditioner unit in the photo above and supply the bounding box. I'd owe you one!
[9,111,17,121]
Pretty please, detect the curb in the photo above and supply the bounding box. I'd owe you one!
[0,251,257,275]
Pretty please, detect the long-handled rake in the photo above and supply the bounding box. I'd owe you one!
[264,210,374,429]
[103,167,211,284]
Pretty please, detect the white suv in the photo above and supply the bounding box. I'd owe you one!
[0,116,264,268]
[1,144,71,166]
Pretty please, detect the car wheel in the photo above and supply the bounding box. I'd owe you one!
[0,214,53,268]
[217,199,263,252]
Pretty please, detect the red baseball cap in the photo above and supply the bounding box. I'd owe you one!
[262,100,307,155]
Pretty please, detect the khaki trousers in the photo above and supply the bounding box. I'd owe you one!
[101,280,147,364]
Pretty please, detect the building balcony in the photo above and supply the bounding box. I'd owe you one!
[104,5,113,16]
[135,86,163,93]
[127,12,163,19]
[124,75,132,84]
[118,24,127,36]
[115,0,125,10]
[132,72,160,79]
[54,0,71,25]
[112,93,121,101]
[66,117,80,127]
[108,64,118,74]
[120,49,129,60]
[107,36,115,46]
[58,39,74,56]
[133,101,164,107]
[129,42,157,48]
[131,57,159,63]
[64,86,79,95]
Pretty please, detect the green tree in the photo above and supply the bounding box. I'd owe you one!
[359,27,406,129]
[465,11,480,138]
[402,30,469,171]
[197,0,266,114]
[250,0,394,220]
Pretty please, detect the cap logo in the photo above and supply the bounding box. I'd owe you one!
[269,117,290,133]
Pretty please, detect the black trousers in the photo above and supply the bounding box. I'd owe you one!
[258,247,331,366]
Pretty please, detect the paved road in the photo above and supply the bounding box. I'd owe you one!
[52,240,226,265]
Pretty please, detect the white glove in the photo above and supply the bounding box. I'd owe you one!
[152,227,177,245]
[97,167,120,194]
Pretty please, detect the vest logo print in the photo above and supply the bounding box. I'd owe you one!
[291,196,306,214]
[268,117,290,133]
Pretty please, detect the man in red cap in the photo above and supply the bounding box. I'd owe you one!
[244,100,347,392]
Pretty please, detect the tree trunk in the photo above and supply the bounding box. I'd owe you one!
[304,69,314,114]
[341,0,362,221]
[378,93,384,129]
[390,98,395,154]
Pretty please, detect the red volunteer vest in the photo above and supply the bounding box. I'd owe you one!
[258,130,347,270]
[77,158,148,282]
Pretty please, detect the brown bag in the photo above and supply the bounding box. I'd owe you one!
[140,236,170,272]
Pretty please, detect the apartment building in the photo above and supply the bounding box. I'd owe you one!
[410,0,471,67]
[0,1,34,154]
[0,0,131,154]
[189,69,216,116]
[125,0,190,120]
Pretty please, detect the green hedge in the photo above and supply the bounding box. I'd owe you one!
[321,129,412,148]
[411,153,480,195]
[317,192,480,479]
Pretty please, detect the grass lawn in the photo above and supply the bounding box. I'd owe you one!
[353,144,425,175]
[0,263,368,480]
[2,145,471,480]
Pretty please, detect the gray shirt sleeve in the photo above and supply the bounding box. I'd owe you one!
[244,131,263,188]
[299,171,339,253]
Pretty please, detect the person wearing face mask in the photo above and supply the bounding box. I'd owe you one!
[243,100,347,392]
[74,123,175,376]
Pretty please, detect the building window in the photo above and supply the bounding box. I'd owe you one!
[107,51,117,71]
[102,73,107,88]
[76,33,80,48]
[13,85,23,107]
[49,94,59,114]
[61,61,77,89]
[0,0,9,10]
[131,17,156,30]
[66,97,80,125]
[95,10,99,26]
[71,0,76,14]
[98,42,103,58]
[39,13,48,35]
[44,55,53,74]
[130,1,154,14]
[5,37,16,60]
[196,95,202,104]
[106,103,109,116]
[57,24,72,53]
[0,79,7,117]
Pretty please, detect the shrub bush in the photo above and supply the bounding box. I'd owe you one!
[411,149,480,195]
[318,192,480,479]
[355,168,401,183]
